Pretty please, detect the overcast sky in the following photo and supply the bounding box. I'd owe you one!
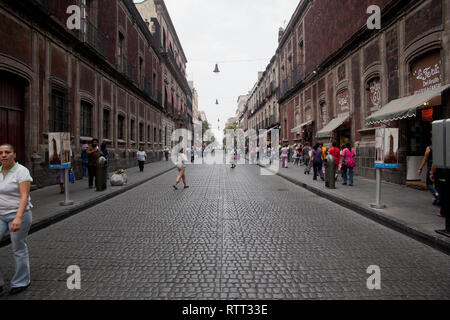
[135,0,300,142]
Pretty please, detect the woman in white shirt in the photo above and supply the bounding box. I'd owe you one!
[0,144,33,295]
[173,148,189,190]
[136,147,147,172]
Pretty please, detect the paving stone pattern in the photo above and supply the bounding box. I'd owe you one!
[1,165,449,300]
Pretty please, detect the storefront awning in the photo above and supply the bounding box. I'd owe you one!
[291,120,313,134]
[365,84,450,125]
[316,116,349,138]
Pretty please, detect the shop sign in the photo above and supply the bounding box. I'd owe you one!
[337,90,350,117]
[422,108,433,122]
[412,51,442,106]
[369,78,382,113]
[374,128,399,168]
[49,132,72,169]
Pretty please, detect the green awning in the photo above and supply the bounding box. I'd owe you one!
[365,84,450,125]
[316,116,349,138]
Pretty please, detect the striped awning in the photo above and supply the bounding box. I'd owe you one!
[365,84,450,125]
[316,115,349,138]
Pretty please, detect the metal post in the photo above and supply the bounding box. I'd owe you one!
[60,168,74,206]
[370,167,386,209]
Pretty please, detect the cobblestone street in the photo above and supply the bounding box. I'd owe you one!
[1,164,449,300]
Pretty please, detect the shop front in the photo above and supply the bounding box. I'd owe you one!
[366,49,449,185]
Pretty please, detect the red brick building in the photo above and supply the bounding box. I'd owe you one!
[0,0,192,187]
[277,0,450,184]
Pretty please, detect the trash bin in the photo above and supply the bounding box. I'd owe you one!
[96,156,107,191]
[324,154,336,189]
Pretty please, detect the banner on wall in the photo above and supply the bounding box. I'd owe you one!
[49,132,72,169]
[374,128,399,169]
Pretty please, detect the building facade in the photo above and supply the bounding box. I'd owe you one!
[0,0,192,188]
[276,0,449,184]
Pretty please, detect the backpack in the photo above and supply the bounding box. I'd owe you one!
[343,148,355,167]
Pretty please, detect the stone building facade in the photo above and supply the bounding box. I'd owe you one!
[276,0,450,184]
[0,0,192,188]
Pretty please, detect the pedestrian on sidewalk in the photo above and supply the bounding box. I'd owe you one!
[430,165,447,218]
[302,142,312,174]
[419,145,439,205]
[173,148,189,190]
[281,144,289,168]
[312,143,323,181]
[0,144,33,295]
[81,142,88,177]
[328,141,341,181]
[87,139,103,189]
[136,147,147,172]
[341,142,356,186]
[320,143,326,180]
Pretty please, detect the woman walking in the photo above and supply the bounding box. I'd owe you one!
[173,148,189,190]
[312,143,323,181]
[136,147,147,172]
[280,144,289,168]
[341,142,356,186]
[0,144,33,295]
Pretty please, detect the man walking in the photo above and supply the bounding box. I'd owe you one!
[87,139,103,189]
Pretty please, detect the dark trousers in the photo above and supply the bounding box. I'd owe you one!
[88,165,96,187]
[313,160,322,180]
[138,161,145,172]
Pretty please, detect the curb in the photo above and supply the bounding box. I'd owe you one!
[260,165,450,255]
[0,165,176,248]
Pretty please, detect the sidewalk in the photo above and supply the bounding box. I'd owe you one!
[1,161,176,247]
[261,161,450,254]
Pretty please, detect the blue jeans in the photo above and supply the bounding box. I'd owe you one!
[343,167,354,185]
[0,210,32,288]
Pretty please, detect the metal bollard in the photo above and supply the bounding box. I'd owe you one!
[96,156,107,191]
[325,155,336,189]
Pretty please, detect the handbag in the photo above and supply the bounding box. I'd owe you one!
[69,169,75,184]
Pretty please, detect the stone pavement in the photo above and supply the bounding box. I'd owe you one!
[0,160,176,247]
[1,164,449,300]
[261,160,450,253]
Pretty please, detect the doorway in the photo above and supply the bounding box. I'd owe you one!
[0,71,26,163]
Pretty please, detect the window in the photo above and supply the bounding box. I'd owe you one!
[366,77,381,116]
[103,109,110,139]
[118,32,124,70]
[147,125,150,142]
[159,129,162,144]
[153,127,157,143]
[139,123,144,142]
[320,102,327,128]
[80,101,93,137]
[49,89,70,132]
[164,127,167,145]
[139,57,144,85]
[130,119,135,141]
[118,115,125,140]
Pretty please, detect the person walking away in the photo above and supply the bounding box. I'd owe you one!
[100,142,109,180]
[173,148,189,190]
[0,144,33,295]
[341,142,356,186]
[302,142,312,174]
[81,142,88,177]
[430,165,448,219]
[418,145,439,205]
[312,143,323,181]
[136,147,147,172]
[280,145,289,168]
[328,142,341,181]
[87,139,103,189]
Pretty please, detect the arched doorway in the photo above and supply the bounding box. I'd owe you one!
[0,71,26,163]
